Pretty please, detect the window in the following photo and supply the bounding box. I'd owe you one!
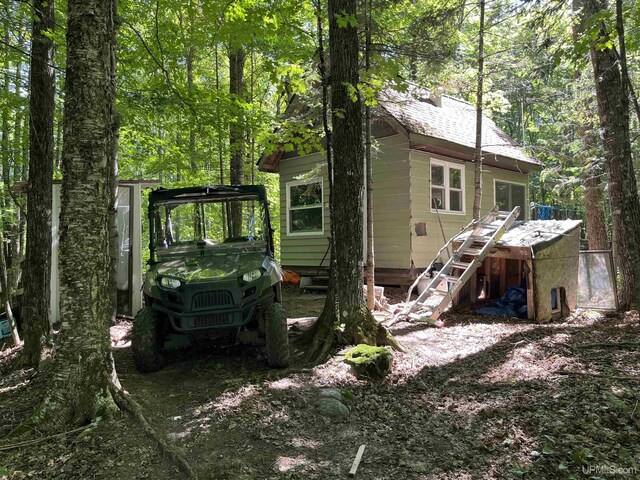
[430,159,465,213]
[495,180,526,220]
[287,179,324,235]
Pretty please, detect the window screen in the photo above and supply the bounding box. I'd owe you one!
[288,180,323,234]
[495,181,526,220]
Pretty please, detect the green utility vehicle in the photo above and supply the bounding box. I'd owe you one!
[131,185,289,372]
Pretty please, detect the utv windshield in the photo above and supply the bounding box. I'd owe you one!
[152,198,267,252]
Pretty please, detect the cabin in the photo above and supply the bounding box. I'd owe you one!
[259,87,542,285]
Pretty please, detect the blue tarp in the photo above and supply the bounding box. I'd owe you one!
[476,286,528,319]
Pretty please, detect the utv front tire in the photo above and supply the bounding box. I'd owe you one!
[264,302,290,368]
[132,307,166,373]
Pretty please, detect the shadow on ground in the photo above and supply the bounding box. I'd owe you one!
[1,289,639,479]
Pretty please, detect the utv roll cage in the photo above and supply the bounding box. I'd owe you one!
[148,185,275,264]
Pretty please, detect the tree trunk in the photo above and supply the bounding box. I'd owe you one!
[364,0,375,311]
[2,23,10,224]
[55,118,62,170]
[1,22,19,304]
[229,47,246,238]
[187,38,199,235]
[0,231,21,346]
[13,59,23,175]
[187,42,196,171]
[614,0,640,125]
[583,172,609,249]
[585,0,640,309]
[302,0,400,363]
[472,0,485,220]
[21,0,56,368]
[17,0,121,433]
[214,44,227,231]
[572,0,609,251]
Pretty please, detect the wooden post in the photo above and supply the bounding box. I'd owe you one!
[484,257,492,298]
[499,257,507,293]
[526,259,535,320]
[470,269,478,303]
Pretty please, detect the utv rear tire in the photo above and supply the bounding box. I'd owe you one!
[264,302,290,368]
[132,307,166,373]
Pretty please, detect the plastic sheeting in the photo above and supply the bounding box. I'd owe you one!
[476,286,528,318]
[577,251,617,310]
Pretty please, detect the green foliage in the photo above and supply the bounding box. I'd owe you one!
[3,0,638,284]
[335,11,358,28]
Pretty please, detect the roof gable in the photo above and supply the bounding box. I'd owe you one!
[378,88,540,168]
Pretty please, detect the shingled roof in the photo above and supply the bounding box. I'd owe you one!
[258,85,540,172]
[379,88,540,167]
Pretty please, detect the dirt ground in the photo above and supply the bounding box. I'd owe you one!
[1,285,639,479]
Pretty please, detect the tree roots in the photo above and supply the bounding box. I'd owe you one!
[6,376,196,479]
[296,304,405,365]
[110,385,197,479]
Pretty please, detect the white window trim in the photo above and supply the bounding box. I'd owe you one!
[429,158,466,215]
[286,178,324,236]
[493,179,527,219]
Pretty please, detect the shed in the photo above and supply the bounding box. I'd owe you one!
[49,180,159,323]
[452,219,582,322]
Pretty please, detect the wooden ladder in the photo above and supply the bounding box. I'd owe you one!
[397,206,520,325]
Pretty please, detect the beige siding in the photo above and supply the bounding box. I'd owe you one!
[409,150,530,268]
[279,134,411,269]
[279,152,331,267]
[371,135,411,268]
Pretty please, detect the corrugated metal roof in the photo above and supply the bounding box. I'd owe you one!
[379,88,540,166]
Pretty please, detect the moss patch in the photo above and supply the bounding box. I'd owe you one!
[344,344,392,382]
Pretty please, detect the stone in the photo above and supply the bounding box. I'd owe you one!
[314,397,350,418]
[344,344,392,382]
[318,388,345,403]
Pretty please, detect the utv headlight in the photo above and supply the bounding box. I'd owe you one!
[242,269,262,283]
[159,276,182,289]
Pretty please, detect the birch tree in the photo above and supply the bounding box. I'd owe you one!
[15,0,122,432]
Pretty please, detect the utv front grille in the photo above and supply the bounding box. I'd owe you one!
[186,313,234,328]
[191,290,234,310]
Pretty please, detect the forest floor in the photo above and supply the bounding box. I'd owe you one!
[1,286,639,479]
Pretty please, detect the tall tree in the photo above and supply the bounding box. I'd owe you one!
[572,0,608,250]
[584,0,640,308]
[302,0,400,362]
[229,47,246,237]
[472,0,485,220]
[0,230,20,345]
[364,0,375,310]
[1,15,21,345]
[21,0,56,367]
[19,0,121,430]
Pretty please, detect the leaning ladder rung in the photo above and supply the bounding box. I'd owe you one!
[469,235,491,242]
[403,205,519,323]
[442,275,461,283]
[450,261,471,270]
[424,287,442,295]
